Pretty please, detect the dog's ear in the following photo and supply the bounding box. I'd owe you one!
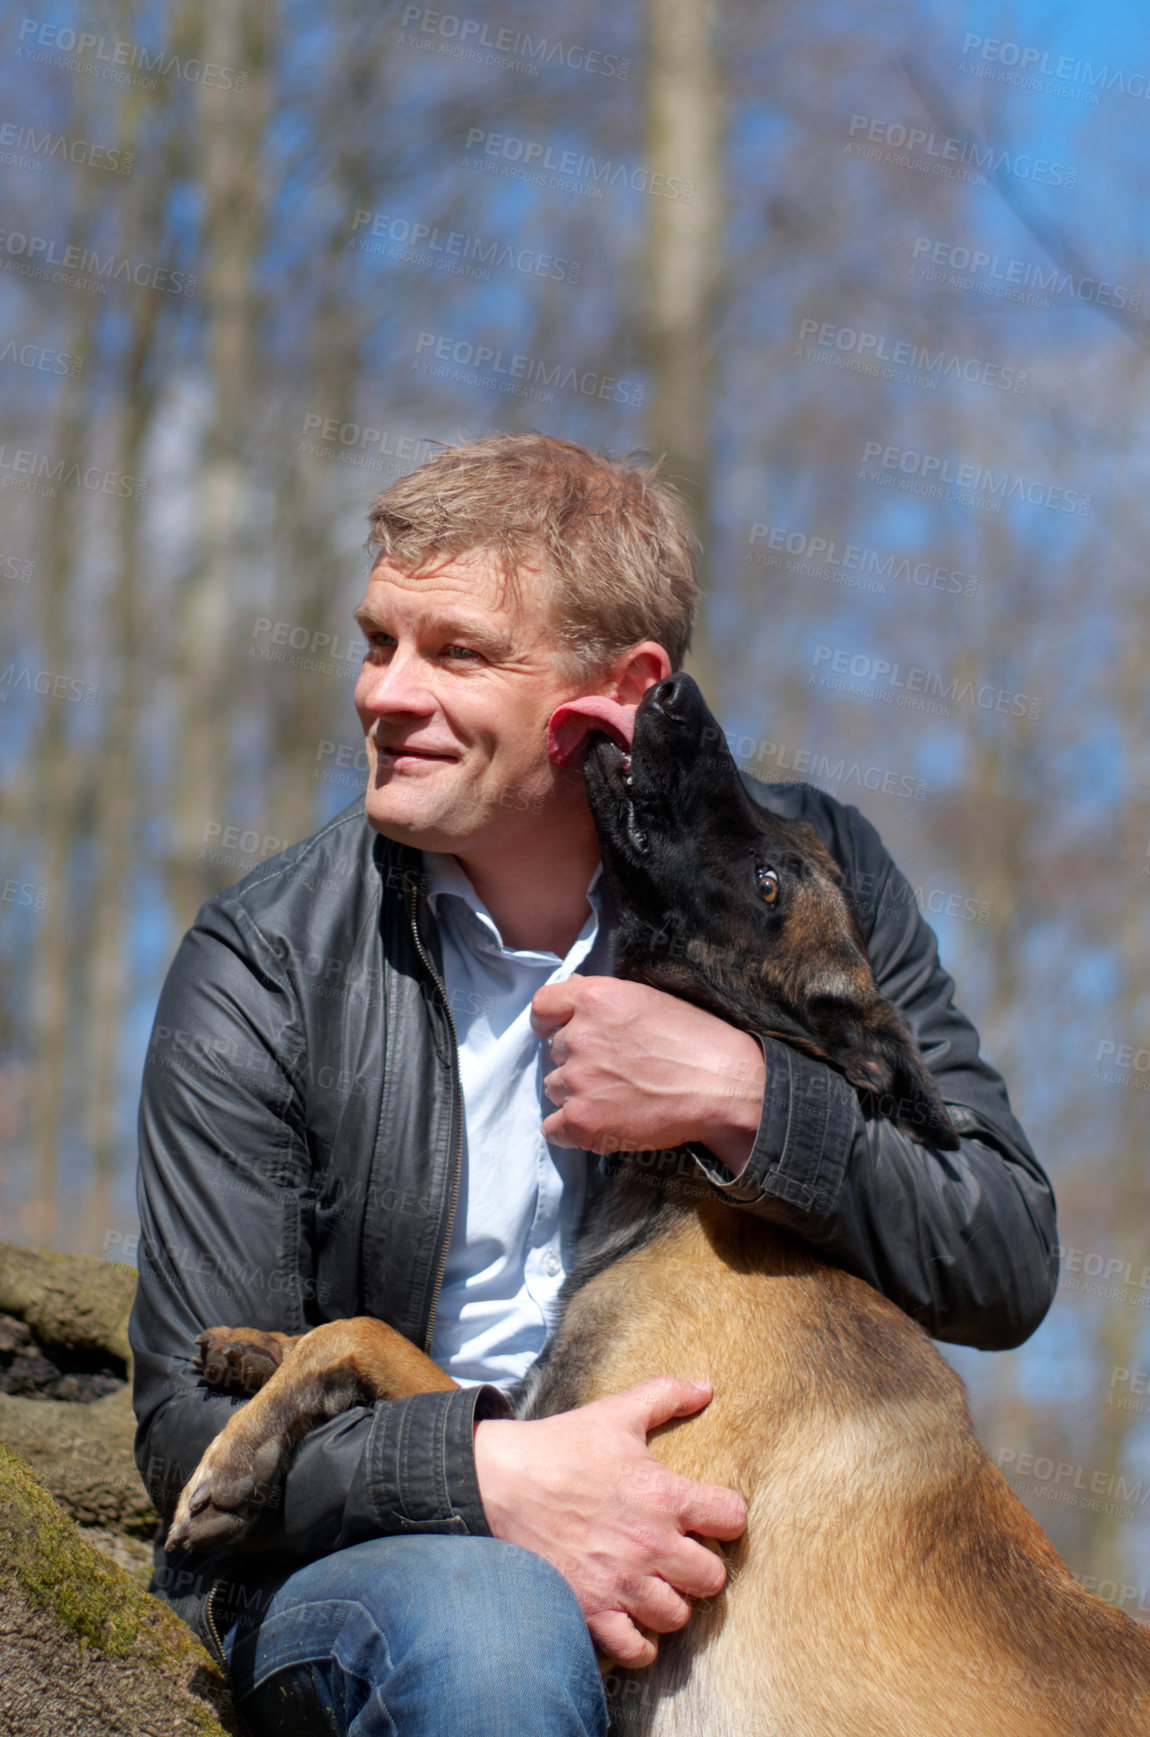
[816,1007,960,1150]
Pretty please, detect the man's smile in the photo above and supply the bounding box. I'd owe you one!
[374,736,462,769]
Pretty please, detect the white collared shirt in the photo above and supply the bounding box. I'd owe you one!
[423,851,615,1390]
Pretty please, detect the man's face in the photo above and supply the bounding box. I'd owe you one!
[353,548,601,853]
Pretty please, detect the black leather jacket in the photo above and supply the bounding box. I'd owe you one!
[130,783,1058,1652]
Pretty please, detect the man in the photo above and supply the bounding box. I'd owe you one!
[132,432,1058,1736]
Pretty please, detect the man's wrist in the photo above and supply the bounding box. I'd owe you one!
[473,1416,521,1537]
[693,1028,766,1177]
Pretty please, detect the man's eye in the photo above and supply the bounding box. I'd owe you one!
[358,636,480,661]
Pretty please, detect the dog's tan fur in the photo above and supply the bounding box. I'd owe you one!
[172,1190,1150,1734]
[542,1201,1150,1735]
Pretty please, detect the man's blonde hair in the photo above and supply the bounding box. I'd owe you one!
[365,431,699,679]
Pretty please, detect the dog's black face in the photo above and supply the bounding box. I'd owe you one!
[583,673,958,1150]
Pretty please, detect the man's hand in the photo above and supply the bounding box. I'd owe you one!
[473,1376,747,1666]
[532,977,766,1176]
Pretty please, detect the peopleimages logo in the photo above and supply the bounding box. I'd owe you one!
[797,317,1026,393]
[846,114,1079,188]
[16,18,248,89]
[462,129,692,200]
[398,8,630,78]
[960,34,1150,101]
[997,1448,1150,1519]
[0,662,97,704]
[735,738,928,803]
[747,522,979,597]
[0,226,195,294]
[0,121,133,174]
[348,209,580,284]
[0,445,145,500]
[910,238,1141,311]
[859,440,1092,517]
[413,331,643,405]
[0,338,84,377]
[298,415,437,469]
[811,644,1042,721]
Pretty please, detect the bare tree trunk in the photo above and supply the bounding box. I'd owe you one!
[642,0,725,701]
[25,280,103,1247]
[165,0,270,935]
[83,344,160,1248]
[1081,559,1150,1580]
[80,74,171,1249]
[262,266,369,851]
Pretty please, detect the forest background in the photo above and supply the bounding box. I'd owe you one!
[1,0,1148,1611]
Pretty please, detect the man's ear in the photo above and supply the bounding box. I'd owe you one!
[814,1002,960,1150]
[611,640,673,706]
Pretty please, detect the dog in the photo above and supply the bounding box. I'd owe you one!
[168,673,1150,1734]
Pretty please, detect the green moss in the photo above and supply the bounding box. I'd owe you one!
[2,1442,146,1655]
[1,1443,214,1665]
[0,1446,243,1735]
[187,1696,231,1737]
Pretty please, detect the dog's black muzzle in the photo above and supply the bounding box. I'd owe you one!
[585,673,750,870]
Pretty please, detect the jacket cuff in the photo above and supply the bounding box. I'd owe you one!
[689,1035,860,1223]
[357,1383,513,1537]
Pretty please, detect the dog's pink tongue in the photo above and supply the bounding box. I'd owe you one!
[548,697,636,768]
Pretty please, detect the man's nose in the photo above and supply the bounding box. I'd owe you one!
[358,645,436,715]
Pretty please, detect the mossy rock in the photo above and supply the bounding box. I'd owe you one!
[0,1383,157,1535]
[0,1443,242,1736]
[0,1242,159,1541]
[0,1241,137,1363]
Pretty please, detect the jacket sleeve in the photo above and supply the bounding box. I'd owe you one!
[130,894,511,1563]
[689,795,1058,1351]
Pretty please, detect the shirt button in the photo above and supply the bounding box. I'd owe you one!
[543,1251,561,1277]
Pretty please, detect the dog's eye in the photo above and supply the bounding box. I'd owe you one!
[757,867,779,904]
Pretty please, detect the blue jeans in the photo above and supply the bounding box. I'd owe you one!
[220,1535,609,1736]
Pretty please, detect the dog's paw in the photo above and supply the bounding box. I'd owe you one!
[194,1327,287,1394]
[166,1431,287,1555]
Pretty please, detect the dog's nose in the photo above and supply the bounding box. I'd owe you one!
[646,673,695,722]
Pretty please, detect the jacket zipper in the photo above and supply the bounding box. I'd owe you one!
[203,1576,228,1671]
[408,881,464,1355]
